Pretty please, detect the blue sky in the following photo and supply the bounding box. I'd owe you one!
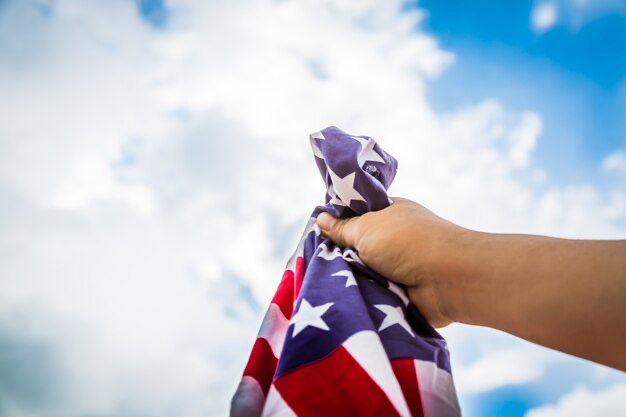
[0,1,625,416]
[419,0,626,186]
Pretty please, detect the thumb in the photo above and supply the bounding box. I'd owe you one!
[316,212,360,248]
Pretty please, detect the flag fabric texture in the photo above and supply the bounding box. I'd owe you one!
[231,127,461,417]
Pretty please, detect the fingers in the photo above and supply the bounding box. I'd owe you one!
[316,212,360,248]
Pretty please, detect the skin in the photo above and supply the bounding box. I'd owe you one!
[316,197,626,371]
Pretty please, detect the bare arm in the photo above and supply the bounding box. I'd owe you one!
[443,232,626,370]
[316,197,626,371]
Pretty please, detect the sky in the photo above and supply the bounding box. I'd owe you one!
[0,0,624,416]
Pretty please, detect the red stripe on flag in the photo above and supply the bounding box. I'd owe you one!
[391,358,425,417]
[294,256,305,299]
[243,338,278,397]
[274,345,401,417]
[271,269,295,319]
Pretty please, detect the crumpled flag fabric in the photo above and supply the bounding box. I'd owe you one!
[231,126,461,417]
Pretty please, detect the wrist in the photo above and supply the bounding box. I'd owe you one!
[431,228,492,326]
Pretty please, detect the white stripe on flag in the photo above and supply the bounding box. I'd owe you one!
[343,330,412,417]
[261,384,297,417]
[231,376,265,417]
[414,359,461,417]
[285,217,318,272]
[257,303,290,358]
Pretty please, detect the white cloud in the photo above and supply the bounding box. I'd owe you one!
[454,344,554,394]
[525,383,626,417]
[509,111,542,167]
[531,0,626,32]
[0,0,625,416]
[532,2,559,33]
[602,150,626,174]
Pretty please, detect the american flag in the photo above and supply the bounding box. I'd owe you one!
[231,127,461,417]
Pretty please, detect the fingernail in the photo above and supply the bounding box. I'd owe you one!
[317,212,336,232]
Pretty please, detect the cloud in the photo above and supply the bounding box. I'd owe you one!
[532,2,559,33]
[0,324,63,415]
[530,0,626,32]
[453,344,554,394]
[0,0,625,416]
[0,1,458,415]
[602,150,626,175]
[563,0,626,28]
[525,383,626,417]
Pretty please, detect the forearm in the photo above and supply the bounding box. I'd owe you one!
[440,231,626,370]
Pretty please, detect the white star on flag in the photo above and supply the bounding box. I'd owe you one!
[317,243,342,261]
[349,135,369,149]
[327,183,347,206]
[311,131,325,140]
[327,167,366,208]
[342,247,364,265]
[331,269,357,287]
[291,299,334,337]
[350,135,385,168]
[311,140,324,159]
[374,304,415,337]
[310,131,326,159]
[388,281,410,306]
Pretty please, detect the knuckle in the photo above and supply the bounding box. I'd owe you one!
[332,220,344,238]
[335,218,355,246]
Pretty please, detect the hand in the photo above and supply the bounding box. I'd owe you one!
[316,197,472,328]
[318,197,626,370]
